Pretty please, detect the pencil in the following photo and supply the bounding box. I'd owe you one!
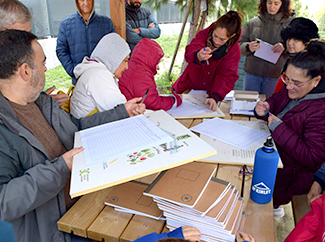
[140,89,149,104]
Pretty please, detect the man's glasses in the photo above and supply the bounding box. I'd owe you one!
[280,74,316,89]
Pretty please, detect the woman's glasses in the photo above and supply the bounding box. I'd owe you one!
[280,74,316,89]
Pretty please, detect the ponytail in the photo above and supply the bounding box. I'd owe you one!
[209,10,243,46]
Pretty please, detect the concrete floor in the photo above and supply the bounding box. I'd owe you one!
[274,202,295,242]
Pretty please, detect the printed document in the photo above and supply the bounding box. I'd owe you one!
[167,100,211,117]
[80,115,173,166]
[190,117,270,150]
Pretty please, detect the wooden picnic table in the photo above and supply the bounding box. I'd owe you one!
[58,98,274,242]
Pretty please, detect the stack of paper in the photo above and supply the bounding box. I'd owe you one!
[104,181,164,220]
[230,91,259,116]
[143,162,245,242]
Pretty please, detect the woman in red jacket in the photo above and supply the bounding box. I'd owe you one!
[119,38,182,111]
[172,10,242,111]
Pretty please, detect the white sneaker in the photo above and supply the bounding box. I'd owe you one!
[273,206,285,218]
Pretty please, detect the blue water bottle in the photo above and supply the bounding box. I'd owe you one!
[250,137,279,204]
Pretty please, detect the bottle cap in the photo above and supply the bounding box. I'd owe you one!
[264,137,274,148]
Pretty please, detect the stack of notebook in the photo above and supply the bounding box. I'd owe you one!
[143,162,245,242]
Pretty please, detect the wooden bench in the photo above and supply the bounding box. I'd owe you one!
[291,194,311,225]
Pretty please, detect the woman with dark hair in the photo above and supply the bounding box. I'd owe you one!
[172,10,243,111]
[239,0,295,98]
[273,17,319,92]
[254,40,325,217]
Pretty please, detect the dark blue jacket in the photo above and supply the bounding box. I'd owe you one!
[125,1,160,51]
[56,11,115,85]
[132,227,184,242]
[315,163,325,190]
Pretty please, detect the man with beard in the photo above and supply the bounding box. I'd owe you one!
[56,0,116,85]
[125,0,161,52]
[0,29,145,242]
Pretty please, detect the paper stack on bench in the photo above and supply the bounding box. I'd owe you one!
[144,162,245,242]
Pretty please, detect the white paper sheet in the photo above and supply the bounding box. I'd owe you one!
[199,120,283,167]
[167,100,211,117]
[254,38,283,64]
[80,115,173,166]
[224,90,235,101]
[190,117,270,150]
[188,90,207,94]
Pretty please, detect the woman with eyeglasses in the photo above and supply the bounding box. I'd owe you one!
[172,10,242,111]
[254,39,325,217]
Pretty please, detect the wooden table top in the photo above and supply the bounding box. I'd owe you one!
[58,98,274,242]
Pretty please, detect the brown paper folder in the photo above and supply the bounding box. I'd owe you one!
[104,181,163,220]
[144,162,217,208]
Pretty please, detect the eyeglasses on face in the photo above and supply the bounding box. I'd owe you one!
[280,74,316,89]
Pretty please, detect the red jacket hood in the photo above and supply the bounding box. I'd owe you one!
[130,38,164,74]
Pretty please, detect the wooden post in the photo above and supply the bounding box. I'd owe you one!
[167,0,194,80]
[110,0,126,40]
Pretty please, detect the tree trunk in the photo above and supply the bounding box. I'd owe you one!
[180,0,202,74]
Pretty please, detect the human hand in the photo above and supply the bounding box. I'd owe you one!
[248,40,260,52]
[307,181,322,206]
[62,147,84,171]
[197,47,212,62]
[272,43,284,53]
[44,85,69,106]
[148,22,155,28]
[124,97,146,117]
[51,92,69,106]
[205,98,217,111]
[44,85,56,95]
[132,28,140,34]
[267,113,280,127]
[236,231,257,242]
[255,101,269,116]
[181,226,201,241]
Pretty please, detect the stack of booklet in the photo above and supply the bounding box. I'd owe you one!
[230,90,259,116]
[143,162,246,242]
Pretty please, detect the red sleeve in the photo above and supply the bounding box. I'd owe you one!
[130,70,180,111]
[285,194,324,242]
[184,27,210,64]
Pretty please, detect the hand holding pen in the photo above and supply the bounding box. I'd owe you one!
[124,91,148,117]
[255,100,271,116]
[197,47,212,64]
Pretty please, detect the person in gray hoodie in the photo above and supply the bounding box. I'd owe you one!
[0,29,145,242]
[70,33,142,118]
[239,0,295,98]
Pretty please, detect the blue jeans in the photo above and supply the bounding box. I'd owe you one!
[243,73,279,99]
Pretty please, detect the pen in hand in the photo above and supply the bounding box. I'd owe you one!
[203,47,209,65]
[261,101,271,116]
[140,89,149,104]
